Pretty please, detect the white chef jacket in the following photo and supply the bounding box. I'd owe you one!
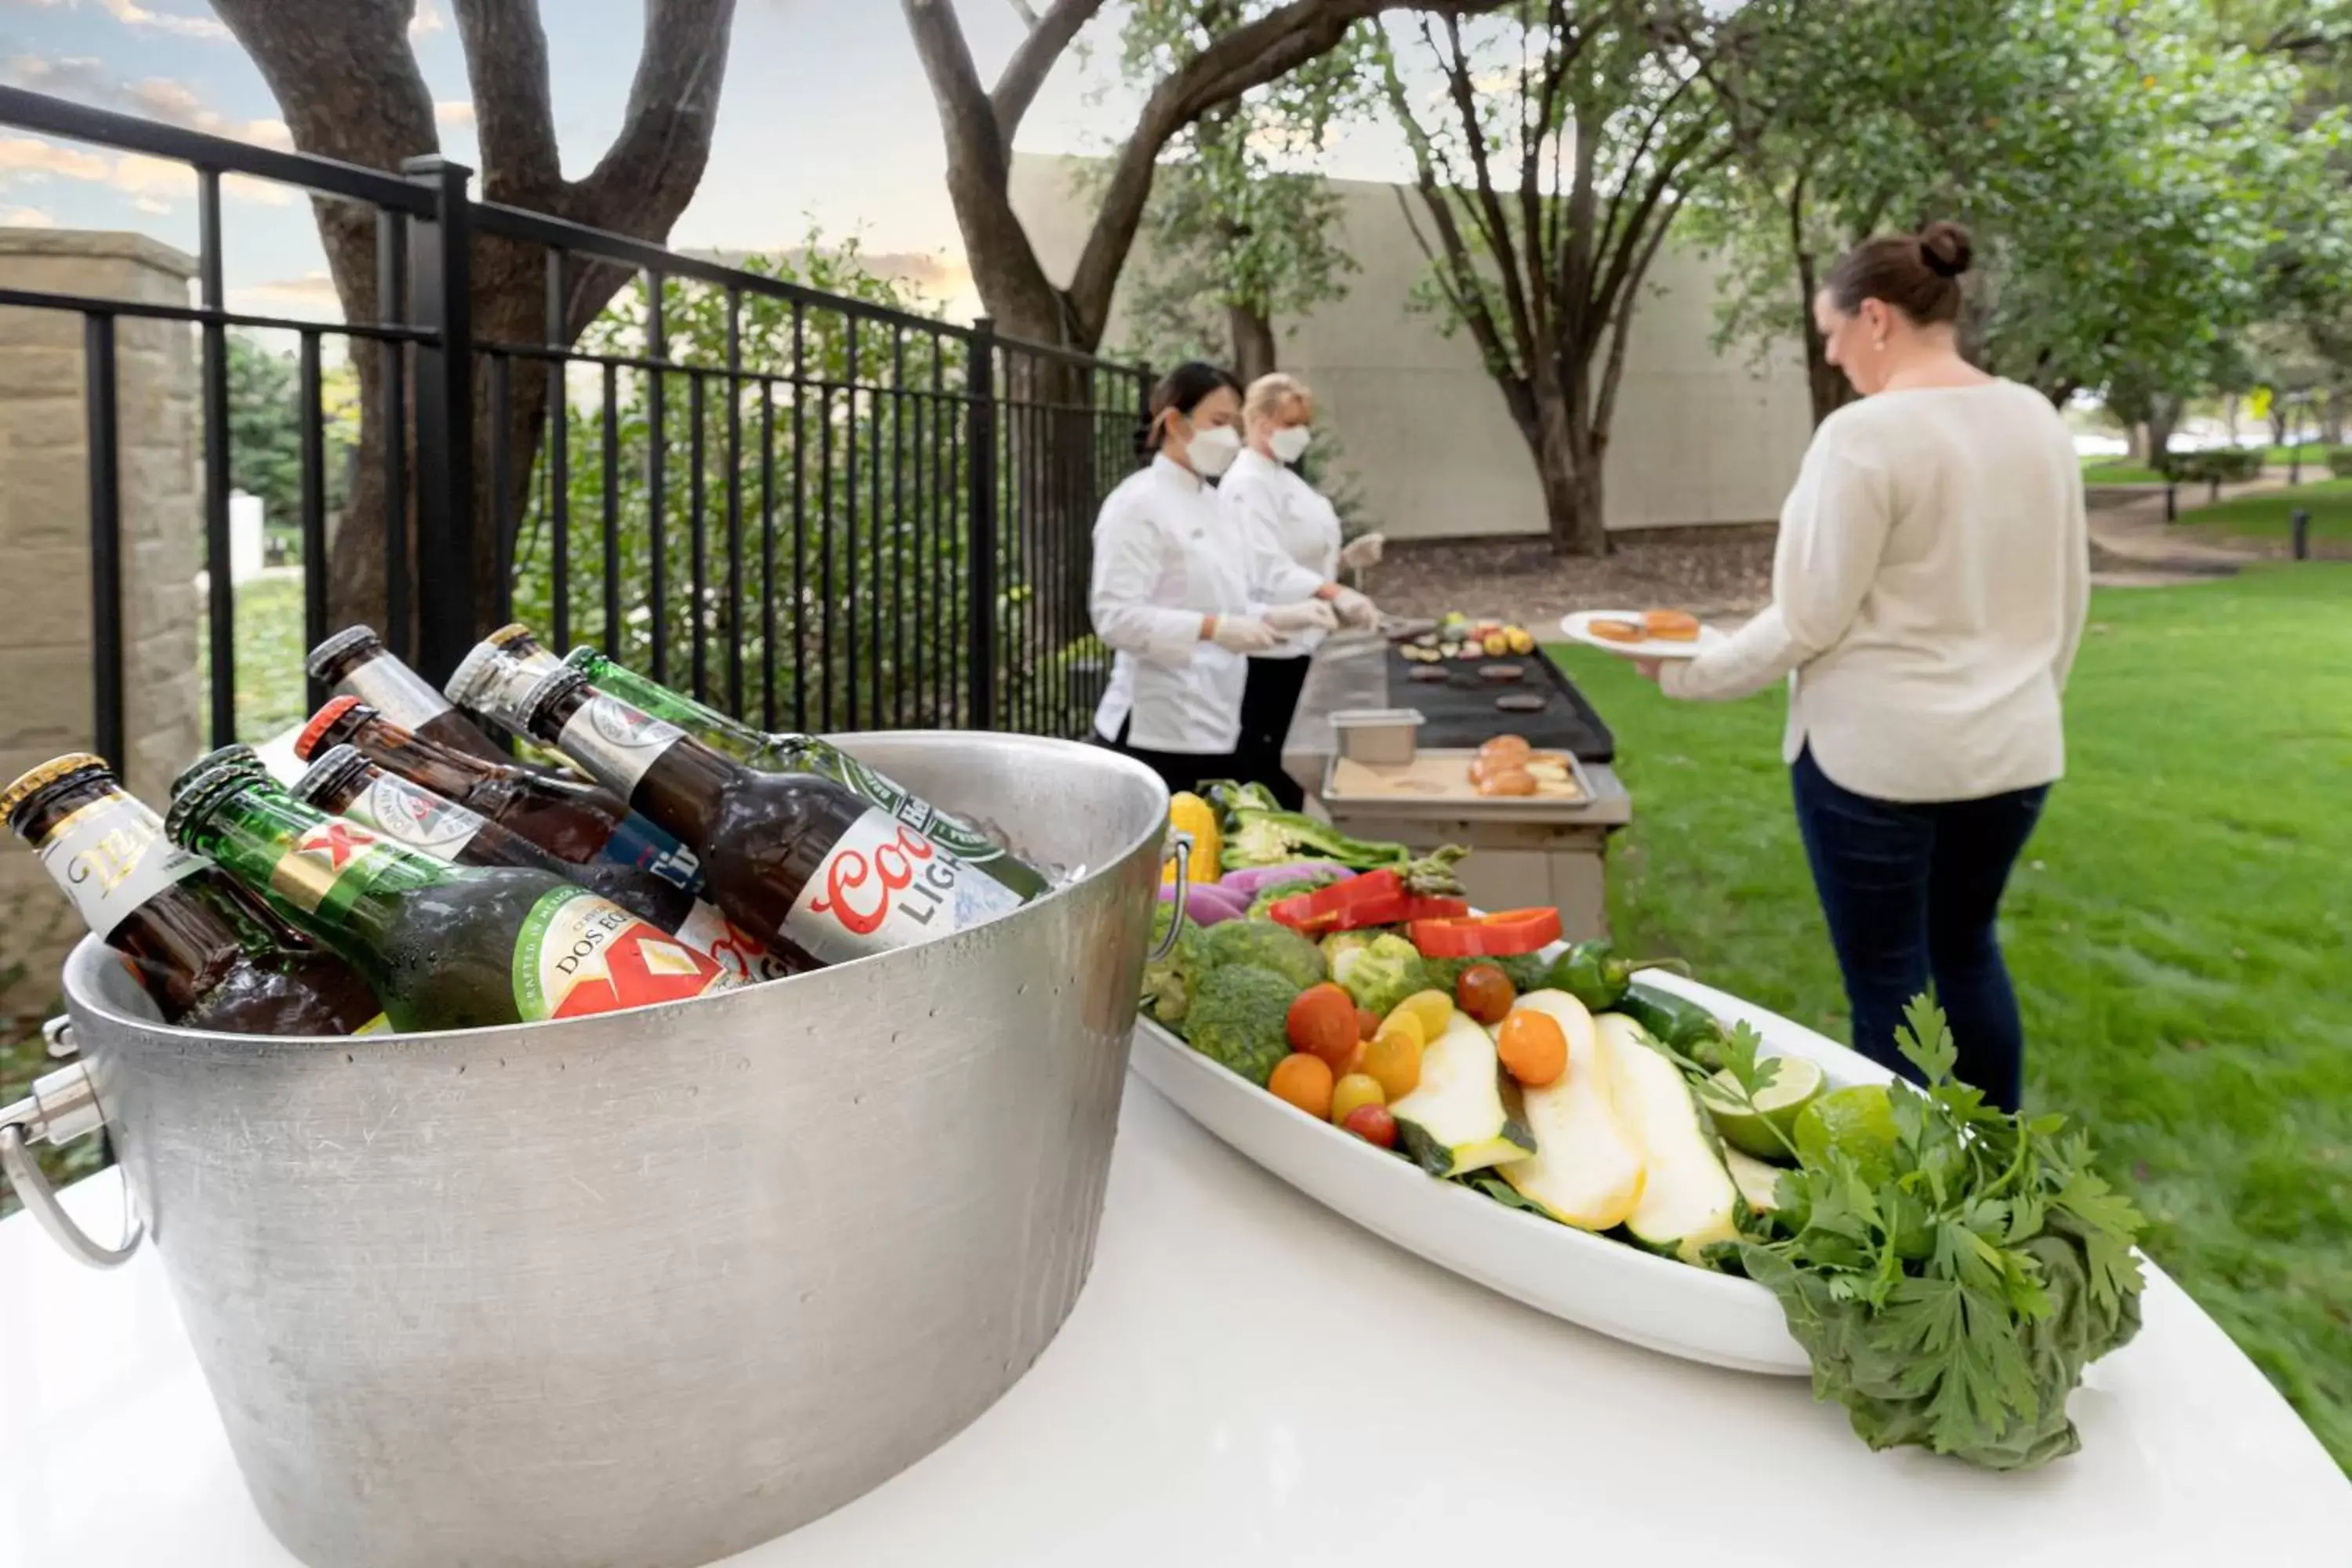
[1091,454,1327,753]
[1218,446,1345,659]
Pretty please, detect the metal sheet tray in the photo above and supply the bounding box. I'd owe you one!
[1318,746,1597,818]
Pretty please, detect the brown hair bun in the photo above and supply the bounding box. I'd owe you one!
[1918,221,1973,280]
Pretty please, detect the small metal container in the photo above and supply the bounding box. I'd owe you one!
[2,732,1171,1568]
[1329,707,1425,766]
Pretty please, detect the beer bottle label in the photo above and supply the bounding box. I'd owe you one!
[594,810,706,894]
[673,898,794,985]
[338,655,459,733]
[557,694,688,796]
[36,794,209,939]
[354,1013,394,1035]
[782,808,1022,967]
[830,751,1011,867]
[510,884,736,1020]
[264,818,441,919]
[337,772,486,863]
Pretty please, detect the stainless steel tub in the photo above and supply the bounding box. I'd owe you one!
[9,732,1169,1568]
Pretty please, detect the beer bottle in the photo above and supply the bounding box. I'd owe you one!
[165,768,738,1033]
[3,754,385,1036]
[449,626,1051,902]
[293,696,705,895]
[307,626,525,769]
[490,666,1025,970]
[291,744,789,984]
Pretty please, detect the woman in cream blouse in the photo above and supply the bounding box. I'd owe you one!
[1655,222,2088,1112]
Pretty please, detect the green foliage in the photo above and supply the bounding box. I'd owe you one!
[1690,0,2350,414]
[2159,447,2266,485]
[1102,2,1371,369]
[2331,448,2352,478]
[226,334,354,563]
[507,228,1134,733]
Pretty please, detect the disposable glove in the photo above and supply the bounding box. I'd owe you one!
[1208,615,1282,653]
[1263,599,1340,634]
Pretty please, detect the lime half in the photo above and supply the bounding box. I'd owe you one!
[1699,1055,1825,1162]
[1792,1083,1900,1183]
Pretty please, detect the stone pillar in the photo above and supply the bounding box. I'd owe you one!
[0,230,201,1014]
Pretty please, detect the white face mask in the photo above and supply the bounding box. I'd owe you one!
[1185,423,1242,477]
[1269,425,1313,465]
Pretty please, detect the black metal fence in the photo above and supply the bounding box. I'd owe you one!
[0,85,1150,759]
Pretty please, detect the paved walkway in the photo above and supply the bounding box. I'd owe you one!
[2085,478,2274,586]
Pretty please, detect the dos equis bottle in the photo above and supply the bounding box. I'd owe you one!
[4,754,384,1035]
[167,767,738,1032]
[464,656,1024,971]
[450,626,1051,902]
[291,744,786,984]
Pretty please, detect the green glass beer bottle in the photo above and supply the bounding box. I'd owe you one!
[449,626,1051,902]
[165,768,738,1033]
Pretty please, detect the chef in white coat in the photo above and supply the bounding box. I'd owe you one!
[1220,372,1385,808]
[1090,361,1377,797]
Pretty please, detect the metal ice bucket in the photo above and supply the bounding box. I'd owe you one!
[3,732,1170,1568]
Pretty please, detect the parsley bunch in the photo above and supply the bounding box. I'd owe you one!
[1704,997,2147,1470]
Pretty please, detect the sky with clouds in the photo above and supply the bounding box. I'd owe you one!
[0,0,1173,321]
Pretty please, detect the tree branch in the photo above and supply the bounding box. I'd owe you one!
[993,0,1109,144]
[572,0,738,238]
[452,0,560,199]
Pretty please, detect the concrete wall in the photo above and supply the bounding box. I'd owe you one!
[1009,153,1815,541]
[0,230,202,1011]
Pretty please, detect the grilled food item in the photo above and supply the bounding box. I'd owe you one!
[1642,609,1700,642]
[1475,767,1537,797]
[1588,618,1643,644]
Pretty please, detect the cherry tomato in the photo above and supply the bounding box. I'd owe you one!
[1361,1022,1424,1102]
[1455,963,1515,1025]
[1330,1073,1386,1127]
[1342,1104,1399,1149]
[1269,1053,1335,1120]
[1356,1007,1381,1041]
[1331,1039,1366,1080]
[1286,983,1359,1073]
[1393,989,1454,1040]
[1496,1008,1568,1087]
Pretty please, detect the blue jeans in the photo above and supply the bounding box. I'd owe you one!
[1790,747,2049,1112]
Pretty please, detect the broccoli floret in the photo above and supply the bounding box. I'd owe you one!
[1140,905,1202,1033]
[1193,918,1326,992]
[1421,951,1550,999]
[1338,933,1430,1018]
[1184,964,1302,1087]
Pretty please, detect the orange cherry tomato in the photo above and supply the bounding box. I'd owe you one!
[1361,1022,1424,1102]
[1455,963,1515,1025]
[1287,983,1360,1073]
[1496,1009,1568,1087]
[1269,1053,1336,1120]
[1342,1104,1399,1149]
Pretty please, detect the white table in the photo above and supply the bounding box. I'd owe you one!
[4,1074,2346,1566]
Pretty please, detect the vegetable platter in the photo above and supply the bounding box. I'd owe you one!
[1136,779,2151,1471]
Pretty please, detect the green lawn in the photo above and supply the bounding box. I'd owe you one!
[1556,563,2352,1470]
[2080,455,2169,485]
[2182,477,2352,543]
[193,572,312,742]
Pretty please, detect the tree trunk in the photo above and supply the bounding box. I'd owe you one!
[1526,403,1607,557]
[2147,395,2180,466]
[1802,318,1853,427]
[1228,303,1276,384]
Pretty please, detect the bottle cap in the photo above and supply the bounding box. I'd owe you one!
[289,744,372,808]
[295,696,369,762]
[443,641,506,713]
[162,764,263,851]
[0,753,111,833]
[306,626,384,684]
[169,744,266,801]
[517,667,591,735]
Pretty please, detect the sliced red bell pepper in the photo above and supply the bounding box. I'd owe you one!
[1267,871,1469,935]
[1409,907,1563,957]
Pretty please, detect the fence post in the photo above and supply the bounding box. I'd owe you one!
[403,155,477,684]
[966,317,998,731]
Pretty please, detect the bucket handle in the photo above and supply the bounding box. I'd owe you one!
[1151,830,1195,964]
[0,1022,143,1269]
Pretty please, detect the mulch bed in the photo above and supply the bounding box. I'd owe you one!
[1364,528,1777,627]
